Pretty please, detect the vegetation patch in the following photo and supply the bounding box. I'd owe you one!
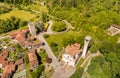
[26,4,48,13]
[0,16,27,34]
[70,67,84,78]
[51,21,67,32]
[0,5,12,14]
[76,58,84,68]
[0,9,36,21]
[0,68,3,73]
[38,49,48,64]
[45,31,86,56]
[31,65,44,78]
[87,56,112,78]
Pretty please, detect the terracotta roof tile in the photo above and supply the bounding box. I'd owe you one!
[2,61,9,68]
[15,58,24,65]
[15,33,26,43]
[65,43,82,57]
[9,29,29,44]
[2,50,9,58]
[28,49,39,69]
[0,56,6,64]
[2,64,16,78]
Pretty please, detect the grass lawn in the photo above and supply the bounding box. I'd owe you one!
[9,51,15,59]
[26,64,32,78]
[0,9,36,21]
[26,4,48,13]
[82,71,92,78]
[44,66,54,78]
[45,30,87,56]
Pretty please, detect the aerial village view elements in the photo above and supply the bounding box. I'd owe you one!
[0,0,120,78]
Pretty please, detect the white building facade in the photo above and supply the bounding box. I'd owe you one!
[62,43,82,67]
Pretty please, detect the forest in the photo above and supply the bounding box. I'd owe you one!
[0,0,31,5]
[47,0,120,78]
[0,16,27,33]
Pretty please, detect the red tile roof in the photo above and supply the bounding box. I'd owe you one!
[28,49,39,69]
[15,58,24,65]
[24,41,32,47]
[9,61,14,65]
[2,61,9,68]
[2,50,9,58]
[9,29,29,44]
[2,64,16,78]
[15,33,26,44]
[65,43,82,57]
[9,32,17,39]
[0,56,6,64]
[21,29,29,34]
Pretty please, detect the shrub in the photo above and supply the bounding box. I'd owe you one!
[44,34,49,38]
[50,42,58,52]
[70,67,84,78]
[51,21,66,32]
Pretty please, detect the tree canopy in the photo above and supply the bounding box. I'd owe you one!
[0,16,27,34]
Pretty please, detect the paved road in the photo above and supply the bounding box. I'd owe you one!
[37,20,75,78]
[45,20,74,34]
[37,33,56,60]
[37,20,74,62]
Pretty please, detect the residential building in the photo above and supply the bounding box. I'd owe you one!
[2,64,16,78]
[9,29,29,46]
[28,49,39,69]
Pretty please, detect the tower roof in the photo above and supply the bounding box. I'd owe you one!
[85,35,91,41]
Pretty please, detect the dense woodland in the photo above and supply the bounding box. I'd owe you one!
[51,21,66,32]
[48,0,120,78]
[0,6,12,14]
[0,16,27,33]
[0,0,31,5]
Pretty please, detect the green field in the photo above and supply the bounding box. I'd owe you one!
[26,4,48,13]
[45,30,86,56]
[0,9,36,21]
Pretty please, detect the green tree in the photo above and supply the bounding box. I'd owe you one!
[50,42,58,52]
[70,67,84,78]
[52,21,66,32]
[31,65,44,78]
